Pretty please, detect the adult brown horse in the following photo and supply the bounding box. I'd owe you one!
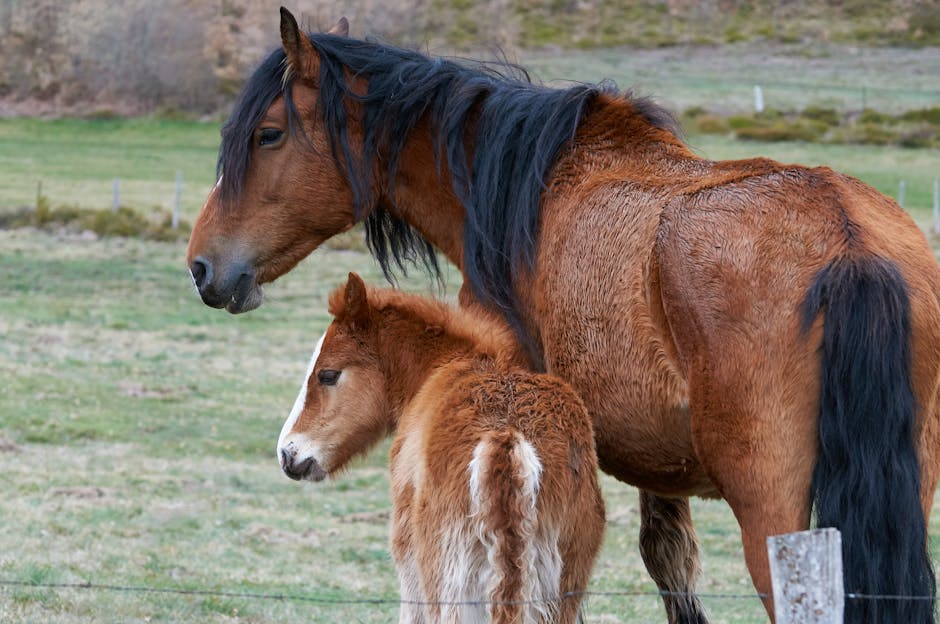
[187,8,940,623]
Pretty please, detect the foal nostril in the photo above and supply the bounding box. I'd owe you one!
[283,455,314,481]
[190,256,212,290]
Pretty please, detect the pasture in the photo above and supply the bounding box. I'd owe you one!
[3,52,940,621]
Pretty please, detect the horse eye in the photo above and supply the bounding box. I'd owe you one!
[317,370,341,386]
[258,128,285,147]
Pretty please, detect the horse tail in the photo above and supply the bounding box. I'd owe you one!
[802,255,936,624]
[469,430,559,624]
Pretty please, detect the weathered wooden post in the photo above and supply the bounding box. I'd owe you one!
[767,528,844,624]
[113,178,120,213]
[932,178,939,236]
[173,171,183,229]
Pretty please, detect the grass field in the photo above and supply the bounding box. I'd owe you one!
[2,49,940,621]
[0,228,773,623]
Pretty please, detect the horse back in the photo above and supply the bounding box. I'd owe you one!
[654,163,940,397]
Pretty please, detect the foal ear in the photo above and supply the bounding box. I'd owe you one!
[327,16,349,37]
[344,272,371,326]
[279,7,318,79]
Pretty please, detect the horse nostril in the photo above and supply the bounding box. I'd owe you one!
[279,447,293,469]
[190,257,212,290]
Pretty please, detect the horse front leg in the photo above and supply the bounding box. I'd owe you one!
[639,491,709,624]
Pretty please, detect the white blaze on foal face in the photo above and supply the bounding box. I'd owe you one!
[277,332,328,481]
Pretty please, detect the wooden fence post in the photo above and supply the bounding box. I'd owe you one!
[173,171,182,229]
[767,528,844,624]
[932,177,939,236]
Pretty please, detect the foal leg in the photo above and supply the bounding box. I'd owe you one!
[638,491,708,624]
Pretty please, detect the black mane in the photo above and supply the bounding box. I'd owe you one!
[218,35,679,363]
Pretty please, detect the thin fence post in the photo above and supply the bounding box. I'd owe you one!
[898,179,906,208]
[767,528,844,624]
[933,178,939,236]
[113,178,120,213]
[173,171,182,229]
[35,180,42,212]
[754,85,764,113]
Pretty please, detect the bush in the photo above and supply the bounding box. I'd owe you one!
[899,107,940,126]
[897,125,937,149]
[858,108,893,125]
[735,120,827,143]
[695,114,730,134]
[838,122,898,145]
[800,106,841,127]
[0,200,190,242]
[727,115,759,130]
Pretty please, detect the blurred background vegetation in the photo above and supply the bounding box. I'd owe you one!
[1,0,939,117]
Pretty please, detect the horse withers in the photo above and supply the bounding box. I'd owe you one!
[277,273,605,623]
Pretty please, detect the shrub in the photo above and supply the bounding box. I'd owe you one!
[727,115,759,130]
[897,125,937,149]
[899,107,940,126]
[858,108,892,125]
[735,120,827,143]
[695,115,730,134]
[801,106,841,127]
[840,123,898,145]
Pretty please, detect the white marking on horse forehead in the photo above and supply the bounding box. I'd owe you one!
[277,332,327,454]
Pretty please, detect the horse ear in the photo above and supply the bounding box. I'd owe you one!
[344,272,370,326]
[327,16,349,37]
[279,7,318,79]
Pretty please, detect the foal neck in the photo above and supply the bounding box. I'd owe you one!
[370,290,525,406]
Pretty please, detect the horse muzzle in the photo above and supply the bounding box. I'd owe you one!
[279,444,327,482]
[189,256,263,314]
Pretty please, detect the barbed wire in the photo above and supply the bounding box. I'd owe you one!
[1,577,935,607]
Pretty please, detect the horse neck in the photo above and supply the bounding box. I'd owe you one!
[379,121,467,271]
[564,95,698,178]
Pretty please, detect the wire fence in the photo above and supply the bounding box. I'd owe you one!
[2,577,934,607]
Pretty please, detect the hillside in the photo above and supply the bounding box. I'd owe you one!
[0,0,938,116]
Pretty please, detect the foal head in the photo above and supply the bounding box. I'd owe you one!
[277,273,386,481]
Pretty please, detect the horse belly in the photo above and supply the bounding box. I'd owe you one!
[533,189,715,496]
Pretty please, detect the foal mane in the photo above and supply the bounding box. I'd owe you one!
[328,285,525,368]
[219,32,680,364]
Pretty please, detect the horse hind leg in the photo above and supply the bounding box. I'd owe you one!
[639,492,709,624]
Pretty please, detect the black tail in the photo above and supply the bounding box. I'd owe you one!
[802,256,935,623]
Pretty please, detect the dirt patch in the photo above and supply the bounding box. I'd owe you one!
[116,380,182,399]
[244,523,333,547]
[340,510,391,524]
[0,434,21,453]
[48,486,108,499]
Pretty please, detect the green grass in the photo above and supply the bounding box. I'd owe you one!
[0,228,762,623]
[3,219,940,622]
[0,117,220,221]
[1,70,940,620]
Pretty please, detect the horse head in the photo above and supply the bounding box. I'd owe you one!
[186,8,356,313]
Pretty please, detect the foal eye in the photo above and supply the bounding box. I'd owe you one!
[317,370,341,386]
[258,128,285,147]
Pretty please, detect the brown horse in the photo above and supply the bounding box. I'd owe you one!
[187,8,940,623]
[277,272,605,623]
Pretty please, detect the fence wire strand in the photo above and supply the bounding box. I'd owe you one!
[1,577,935,608]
